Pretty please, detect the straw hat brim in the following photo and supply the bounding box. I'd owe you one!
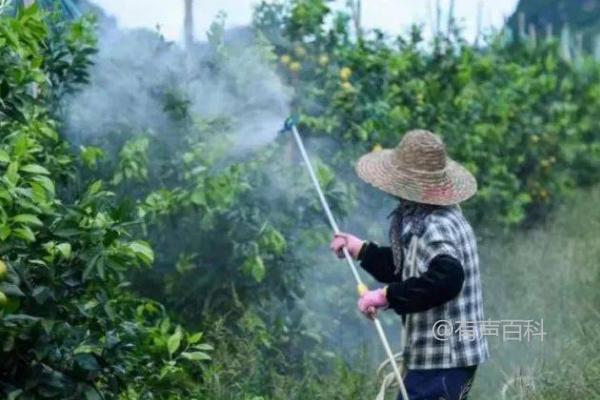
[356,149,477,206]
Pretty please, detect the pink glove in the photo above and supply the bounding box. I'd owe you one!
[358,288,388,318]
[329,232,364,259]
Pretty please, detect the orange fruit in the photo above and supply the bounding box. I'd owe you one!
[340,67,352,81]
[279,54,291,65]
[289,62,301,73]
[0,260,6,281]
[294,46,306,58]
[318,54,329,66]
[531,135,540,143]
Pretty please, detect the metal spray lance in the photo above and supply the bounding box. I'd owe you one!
[280,116,409,400]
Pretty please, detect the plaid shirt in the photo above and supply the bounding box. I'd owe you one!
[398,205,489,369]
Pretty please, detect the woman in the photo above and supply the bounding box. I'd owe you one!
[330,130,489,400]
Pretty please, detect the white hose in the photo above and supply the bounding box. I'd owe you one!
[375,352,405,400]
[290,125,409,400]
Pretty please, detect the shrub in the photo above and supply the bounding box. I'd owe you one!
[0,7,209,399]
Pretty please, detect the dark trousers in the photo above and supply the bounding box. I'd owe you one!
[397,366,477,400]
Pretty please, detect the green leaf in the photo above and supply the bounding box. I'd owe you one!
[316,161,335,187]
[87,180,103,195]
[74,343,101,355]
[7,389,23,400]
[5,162,19,184]
[0,283,25,297]
[30,182,49,206]
[74,353,100,372]
[192,343,214,351]
[12,214,43,227]
[20,164,50,175]
[0,149,10,163]
[188,332,203,344]
[167,327,183,356]
[13,226,35,242]
[2,314,40,324]
[56,242,72,259]
[31,175,55,195]
[243,255,266,282]
[260,227,286,255]
[83,254,100,281]
[0,225,11,241]
[181,351,211,361]
[80,146,105,169]
[129,240,154,265]
[31,286,51,304]
[84,387,102,400]
[159,317,171,334]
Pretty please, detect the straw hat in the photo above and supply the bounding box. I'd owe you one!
[356,130,477,205]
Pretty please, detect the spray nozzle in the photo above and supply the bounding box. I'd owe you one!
[280,115,300,134]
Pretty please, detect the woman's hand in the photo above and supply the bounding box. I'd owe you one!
[329,232,365,260]
[358,287,388,318]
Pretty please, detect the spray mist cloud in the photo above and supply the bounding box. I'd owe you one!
[64,20,291,150]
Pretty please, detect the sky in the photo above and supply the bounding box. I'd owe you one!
[90,0,520,43]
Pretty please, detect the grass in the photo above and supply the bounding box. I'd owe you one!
[198,317,378,399]
[471,186,600,399]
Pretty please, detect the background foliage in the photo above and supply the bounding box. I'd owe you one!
[256,0,600,226]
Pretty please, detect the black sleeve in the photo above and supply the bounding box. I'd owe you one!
[358,242,400,284]
[386,255,464,315]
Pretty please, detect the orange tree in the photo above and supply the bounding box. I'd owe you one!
[255,0,600,226]
[0,7,212,399]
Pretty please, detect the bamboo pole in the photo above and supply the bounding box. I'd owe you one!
[545,23,553,41]
[435,0,441,37]
[575,33,583,62]
[560,25,572,62]
[184,0,194,50]
[518,12,525,40]
[528,23,537,47]
[475,1,483,46]
[426,0,436,39]
[446,0,455,37]
[351,0,363,41]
